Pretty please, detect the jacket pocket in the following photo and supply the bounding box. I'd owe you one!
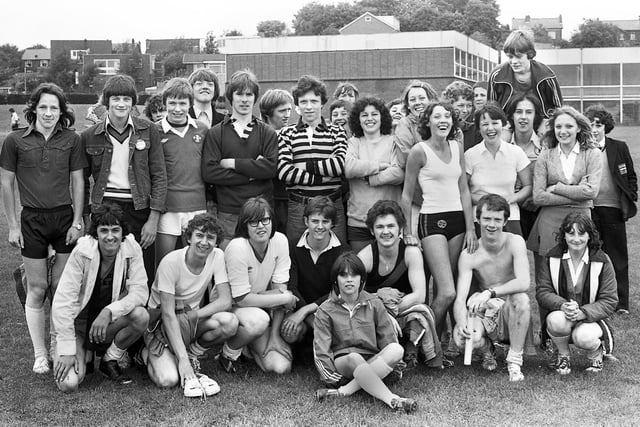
[86,146,105,170]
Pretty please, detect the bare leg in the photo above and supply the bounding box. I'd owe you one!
[155,233,178,267]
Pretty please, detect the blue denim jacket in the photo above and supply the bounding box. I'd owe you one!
[81,116,167,214]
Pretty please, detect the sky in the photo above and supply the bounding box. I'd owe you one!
[0,0,635,50]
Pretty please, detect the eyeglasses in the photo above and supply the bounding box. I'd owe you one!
[248,217,272,227]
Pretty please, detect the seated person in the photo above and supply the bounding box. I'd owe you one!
[280,196,345,348]
[357,200,441,369]
[220,197,297,374]
[536,212,617,375]
[145,213,237,398]
[314,252,417,414]
[452,194,531,382]
[51,202,149,392]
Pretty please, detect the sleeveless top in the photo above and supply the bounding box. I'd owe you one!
[418,140,462,214]
[364,241,412,295]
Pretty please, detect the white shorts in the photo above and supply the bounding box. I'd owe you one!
[157,210,206,236]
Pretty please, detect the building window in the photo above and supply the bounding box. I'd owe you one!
[70,49,90,61]
[94,59,120,75]
[40,60,49,68]
[631,33,637,41]
[365,15,372,22]
[548,31,555,38]
[25,60,32,68]
[620,34,625,41]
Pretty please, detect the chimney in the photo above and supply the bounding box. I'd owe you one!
[525,15,530,23]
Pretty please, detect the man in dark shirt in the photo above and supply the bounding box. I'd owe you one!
[0,83,86,374]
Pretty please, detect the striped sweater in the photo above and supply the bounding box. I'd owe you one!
[277,119,347,194]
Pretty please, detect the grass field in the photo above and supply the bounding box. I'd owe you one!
[0,106,639,426]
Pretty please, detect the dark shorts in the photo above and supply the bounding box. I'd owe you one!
[418,210,465,240]
[21,205,74,258]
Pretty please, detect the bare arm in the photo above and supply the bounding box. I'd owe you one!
[458,144,478,253]
[0,168,22,248]
[400,146,425,243]
[65,169,85,245]
[397,246,427,311]
[196,282,233,318]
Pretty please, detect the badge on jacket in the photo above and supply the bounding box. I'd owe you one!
[618,163,627,175]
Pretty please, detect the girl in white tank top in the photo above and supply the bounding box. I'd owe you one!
[418,140,462,214]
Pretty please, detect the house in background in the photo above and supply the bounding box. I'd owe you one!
[339,12,400,35]
[602,18,640,46]
[182,53,226,91]
[145,38,200,56]
[512,15,563,47]
[83,51,155,92]
[22,49,50,72]
[50,40,112,65]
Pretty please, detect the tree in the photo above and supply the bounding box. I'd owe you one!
[570,19,621,48]
[46,52,73,91]
[0,44,22,84]
[80,63,98,91]
[224,29,243,37]
[293,2,362,35]
[257,20,287,38]
[27,44,47,49]
[163,52,187,77]
[204,31,219,54]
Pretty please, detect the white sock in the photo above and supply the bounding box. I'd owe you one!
[104,342,126,362]
[338,357,394,396]
[222,342,242,361]
[189,341,207,358]
[25,306,47,359]
[506,349,523,366]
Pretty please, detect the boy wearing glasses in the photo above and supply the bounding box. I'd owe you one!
[220,197,297,374]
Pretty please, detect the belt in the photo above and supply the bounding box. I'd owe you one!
[288,189,342,204]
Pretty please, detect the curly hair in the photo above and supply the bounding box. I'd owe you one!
[348,97,393,138]
[89,202,129,240]
[143,94,165,121]
[544,106,595,150]
[183,213,224,245]
[292,75,328,106]
[25,83,75,128]
[556,211,601,252]
[401,80,438,115]
[584,104,615,135]
[330,252,367,295]
[235,196,276,239]
[417,102,458,141]
[441,81,473,103]
[506,93,543,132]
[365,200,406,231]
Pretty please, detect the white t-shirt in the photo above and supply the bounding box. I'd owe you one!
[148,246,228,310]
[225,232,290,299]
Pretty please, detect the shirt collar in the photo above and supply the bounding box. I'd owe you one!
[558,143,581,156]
[22,122,63,138]
[297,230,341,250]
[295,117,329,132]
[105,114,134,132]
[510,132,541,150]
[562,250,590,265]
[193,105,212,119]
[160,116,198,133]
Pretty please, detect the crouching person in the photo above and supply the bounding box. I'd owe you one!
[145,213,238,398]
[536,212,617,375]
[452,194,533,382]
[314,252,417,414]
[52,202,149,393]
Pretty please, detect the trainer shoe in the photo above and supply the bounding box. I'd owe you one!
[390,397,418,414]
[507,362,524,382]
[555,355,571,375]
[315,388,342,402]
[183,377,205,398]
[116,351,132,370]
[217,353,240,374]
[480,342,497,371]
[197,374,221,396]
[585,358,603,373]
[99,358,133,385]
[33,356,50,374]
[385,360,406,385]
[444,338,461,358]
[616,308,629,315]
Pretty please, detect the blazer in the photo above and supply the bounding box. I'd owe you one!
[602,136,638,219]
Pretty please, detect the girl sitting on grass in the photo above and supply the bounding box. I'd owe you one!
[313,252,417,414]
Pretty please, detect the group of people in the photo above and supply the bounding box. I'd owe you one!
[0,28,635,413]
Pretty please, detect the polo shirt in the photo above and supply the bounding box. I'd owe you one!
[465,140,530,220]
[0,124,86,209]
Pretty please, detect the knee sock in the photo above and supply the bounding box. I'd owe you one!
[104,342,126,362]
[189,341,207,358]
[506,349,523,366]
[25,306,47,359]
[222,342,242,361]
[338,357,394,396]
[547,331,571,356]
[352,363,397,407]
[586,343,603,361]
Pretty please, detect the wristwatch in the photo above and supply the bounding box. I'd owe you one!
[72,223,83,230]
[487,288,497,299]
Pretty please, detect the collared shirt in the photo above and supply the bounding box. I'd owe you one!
[297,230,342,263]
[510,132,542,162]
[193,105,213,128]
[160,116,198,138]
[562,250,589,289]
[0,124,86,209]
[105,114,134,143]
[558,143,581,182]
[229,116,256,139]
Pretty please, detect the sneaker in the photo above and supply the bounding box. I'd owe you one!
[99,358,133,385]
[217,353,239,374]
[33,356,50,374]
[403,350,418,370]
[444,339,461,358]
[197,374,221,396]
[116,351,132,370]
[183,377,205,398]
[585,358,603,373]
[480,343,497,371]
[390,397,418,414]
[555,355,571,375]
[315,388,341,402]
[616,309,629,315]
[507,362,524,382]
[385,360,406,385]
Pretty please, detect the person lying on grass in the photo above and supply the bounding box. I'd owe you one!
[452,194,533,382]
[51,202,149,392]
[145,213,238,398]
[313,252,417,414]
[536,211,617,375]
